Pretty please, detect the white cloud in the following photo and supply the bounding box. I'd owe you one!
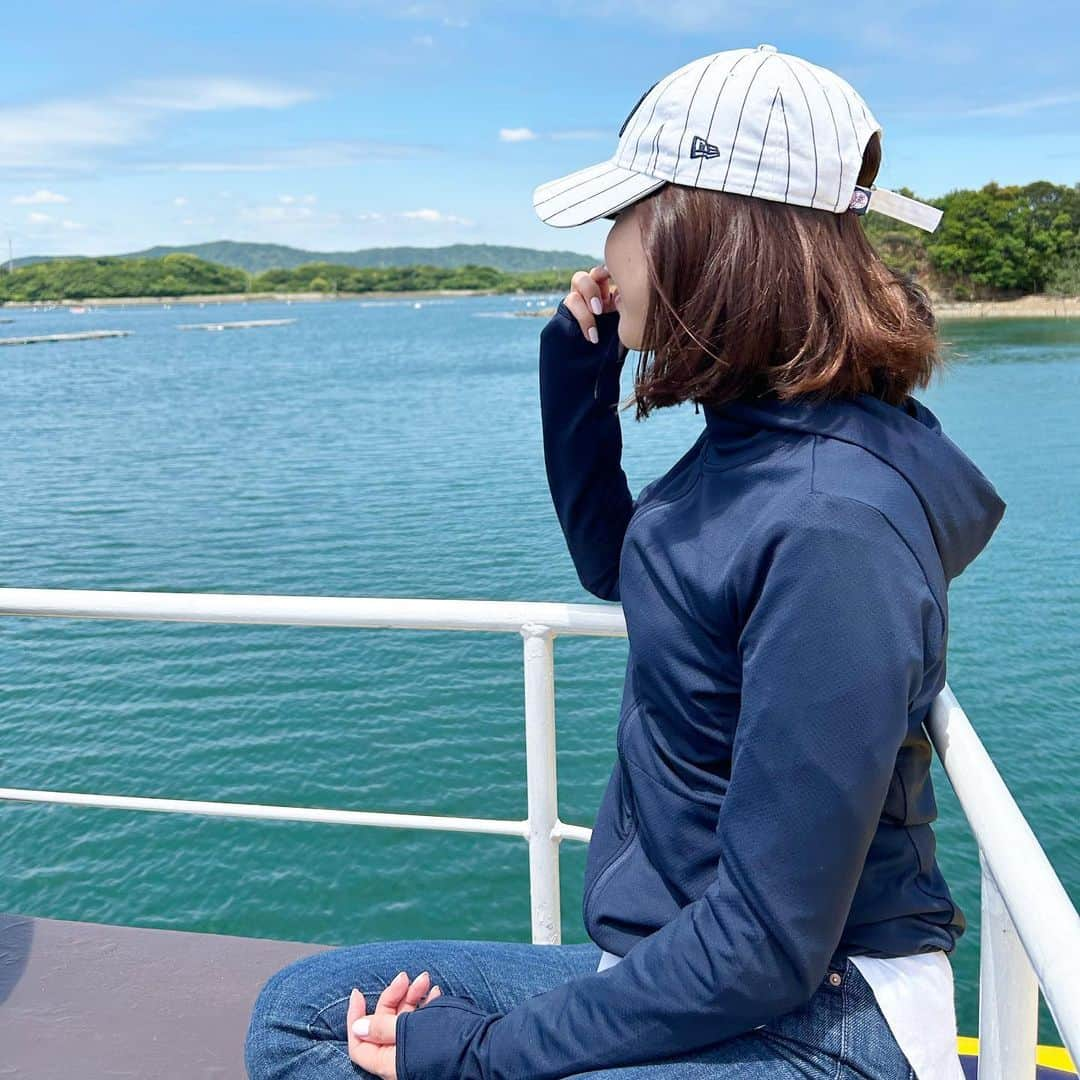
[169,161,280,173]
[412,33,435,46]
[329,1,467,23]
[549,0,747,31]
[400,208,474,225]
[960,91,1080,118]
[9,209,83,232]
[242,205,315,223]
[399,2,448,16]
[118,78,316,112]
[11,188,70,205]
[306,0,468,24]
[0,101,149,168]
[238,201,340,225]
[541,0,934,39]
[173,196,189,206]
[501,127,607,143]
[140,138,437,173]
[0,77,316,173]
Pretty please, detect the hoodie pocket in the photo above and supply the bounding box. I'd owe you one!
[581,699,687,935]
[581,700,642,921]
[581,817,684,938]
[581,805,639,928]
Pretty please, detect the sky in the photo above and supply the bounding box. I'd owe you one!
[1,0,1077,260]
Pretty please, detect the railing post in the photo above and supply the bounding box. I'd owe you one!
[520,622,562,945]
[978,849,1039,1080]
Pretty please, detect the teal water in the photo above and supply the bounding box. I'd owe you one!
[2,297,1077,1048]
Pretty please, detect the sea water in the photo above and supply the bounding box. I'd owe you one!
[2,295,1077,1044]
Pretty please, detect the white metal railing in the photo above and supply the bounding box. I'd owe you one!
[926,686,1080,1076]
[0,586,1077,1079]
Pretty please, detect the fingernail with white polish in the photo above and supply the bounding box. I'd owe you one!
[353,1018,370,1037]
[590,297,603,315]
[588,327,599,344]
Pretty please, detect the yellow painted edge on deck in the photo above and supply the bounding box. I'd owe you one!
[957,1034,1077,1073]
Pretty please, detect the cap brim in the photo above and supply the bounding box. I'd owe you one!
[532,157,667,228]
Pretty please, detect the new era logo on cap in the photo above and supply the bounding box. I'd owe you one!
[532,43,943,233]
[689,136,722,161]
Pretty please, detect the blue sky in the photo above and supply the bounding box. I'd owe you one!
[1,0,1077,259]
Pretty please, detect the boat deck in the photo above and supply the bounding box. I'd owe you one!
[0,910,332,1077]
[1,909,1075,1078]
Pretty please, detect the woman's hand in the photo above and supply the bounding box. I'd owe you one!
[563,265,619,344]
[346,969,443,1080]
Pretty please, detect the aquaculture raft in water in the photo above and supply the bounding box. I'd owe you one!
[0,330,131,346]
[176,318,297,331]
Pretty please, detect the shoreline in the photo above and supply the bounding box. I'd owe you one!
[0,288,503,309]
[0,289,1076,319]
[524,294,1080,320]
[929,294,1079,320]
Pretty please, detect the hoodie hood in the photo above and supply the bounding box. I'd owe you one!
[703,391,1007,583]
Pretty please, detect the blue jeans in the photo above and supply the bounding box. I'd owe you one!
[244,938,916,1079]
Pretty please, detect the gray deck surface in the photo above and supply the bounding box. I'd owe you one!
[0,910,334,1079]
[4,911,1073,1079]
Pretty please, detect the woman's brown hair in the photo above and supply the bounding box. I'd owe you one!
[620,133,950,418]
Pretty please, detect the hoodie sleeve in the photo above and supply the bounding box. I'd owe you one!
[394,491,939,1080]
[536,300,632,602]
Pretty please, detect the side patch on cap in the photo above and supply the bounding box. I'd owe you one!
[848,184,872,215]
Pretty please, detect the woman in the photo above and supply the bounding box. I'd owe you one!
[245,45,1006,1080]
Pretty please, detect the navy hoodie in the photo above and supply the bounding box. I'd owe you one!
[393,301,1007,1080]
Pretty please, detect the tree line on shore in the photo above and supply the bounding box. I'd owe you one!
[1,180,1076,303]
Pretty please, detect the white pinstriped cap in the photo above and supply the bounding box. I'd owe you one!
[532,44,943,233]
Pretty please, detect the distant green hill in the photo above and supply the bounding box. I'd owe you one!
[0,253,585,302]
[7,179,1077,299]
[12,241,600,275]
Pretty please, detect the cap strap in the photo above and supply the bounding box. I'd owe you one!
[849,184,943,233]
